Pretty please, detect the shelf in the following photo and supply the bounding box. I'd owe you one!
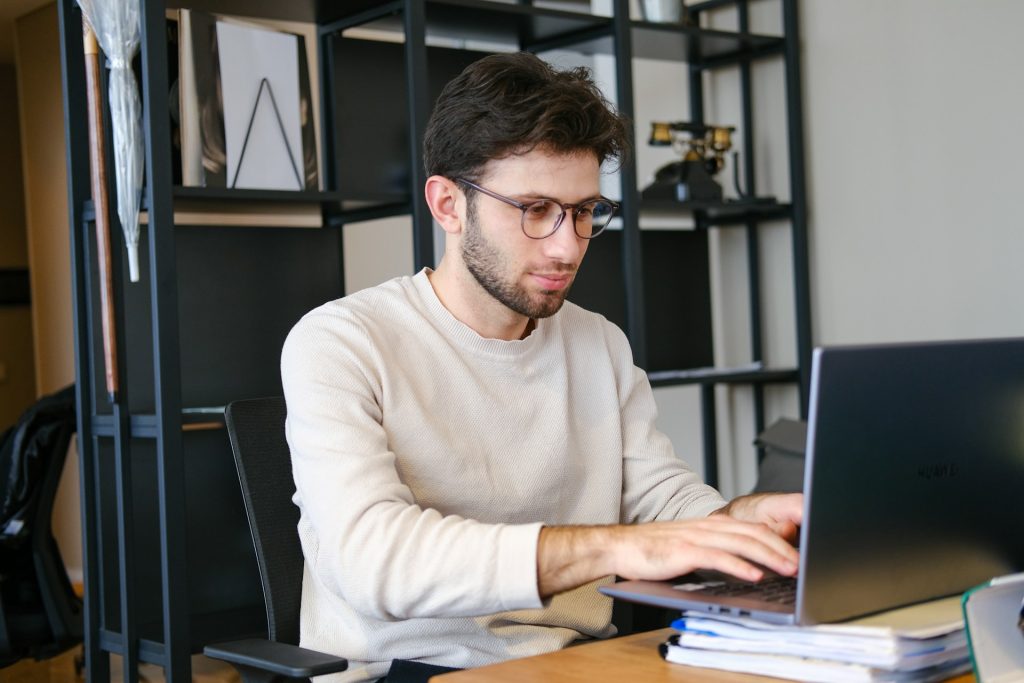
[647,365,799,388]
[171,186,414,226]
[326,0,613,50]
[98,604,266,662]
[82,191,414,227]
[172,186,343,203]
[640,199,792,227]
[92,407,226,438]
[564,22,784,64]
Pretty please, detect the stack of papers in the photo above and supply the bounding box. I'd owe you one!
[661,596,971,682]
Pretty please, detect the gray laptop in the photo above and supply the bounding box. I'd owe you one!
[600,337,1024,624]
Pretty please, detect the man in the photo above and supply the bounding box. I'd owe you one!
[281,52,801,683]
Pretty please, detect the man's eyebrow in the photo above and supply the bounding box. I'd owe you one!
[516,191,605,203]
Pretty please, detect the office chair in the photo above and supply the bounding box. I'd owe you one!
[0,384,82,668]
[203,397,348,683]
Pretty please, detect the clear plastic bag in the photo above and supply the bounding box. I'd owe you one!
[78,0,143,281]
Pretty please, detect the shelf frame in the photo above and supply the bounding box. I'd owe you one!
[59,2,812,681]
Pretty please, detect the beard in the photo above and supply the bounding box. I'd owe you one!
[461,200,575,320]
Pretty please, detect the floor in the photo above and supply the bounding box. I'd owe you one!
[3,647,240,683]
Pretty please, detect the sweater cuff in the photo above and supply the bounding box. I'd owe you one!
[497,522,544,611]
[697,493,729,518]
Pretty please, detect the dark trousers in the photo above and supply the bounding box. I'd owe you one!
[377,659,462,683]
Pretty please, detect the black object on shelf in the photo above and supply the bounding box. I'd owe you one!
[642,159,724,203]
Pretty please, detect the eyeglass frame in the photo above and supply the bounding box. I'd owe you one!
[454,177,619,240]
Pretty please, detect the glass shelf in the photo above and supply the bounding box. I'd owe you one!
[323,0,613,49]
[640,198,792,227]
[648,365,799,388]
[92,407,227,438]
[562,21,784,63]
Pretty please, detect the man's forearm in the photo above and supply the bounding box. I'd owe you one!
[537,525,622,598]
[535,513,802,599]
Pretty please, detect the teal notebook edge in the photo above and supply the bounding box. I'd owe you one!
[961,572,1024,681]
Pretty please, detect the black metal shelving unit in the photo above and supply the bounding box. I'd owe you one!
[606,0,811,489]
[58,1,810,681]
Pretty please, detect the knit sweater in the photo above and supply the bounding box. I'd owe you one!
[280,269,726,682]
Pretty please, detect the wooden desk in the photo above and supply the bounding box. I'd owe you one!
[431,629,975,683]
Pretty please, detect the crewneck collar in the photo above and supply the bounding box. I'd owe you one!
[412,268,548,359]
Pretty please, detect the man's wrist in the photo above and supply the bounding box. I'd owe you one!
[537,524,621,598]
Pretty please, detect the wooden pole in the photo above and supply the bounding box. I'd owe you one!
[83,22,119,403]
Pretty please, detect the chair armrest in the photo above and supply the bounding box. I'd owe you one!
[204,638,348,679]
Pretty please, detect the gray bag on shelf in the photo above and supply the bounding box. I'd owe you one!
[752,418,806,494]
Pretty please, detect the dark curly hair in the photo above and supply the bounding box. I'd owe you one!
[423,52,630,182]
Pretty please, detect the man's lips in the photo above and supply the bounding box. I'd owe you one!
[531,272,574,290]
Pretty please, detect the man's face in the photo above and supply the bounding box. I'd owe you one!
[460,148,600,319]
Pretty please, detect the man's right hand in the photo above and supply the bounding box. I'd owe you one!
[537,516,799,599]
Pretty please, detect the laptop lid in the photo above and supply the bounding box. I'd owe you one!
[797,337,1024,622]
[600,337,1024,625]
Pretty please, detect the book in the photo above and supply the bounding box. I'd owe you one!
[962,572,1024,682]
[662,646,971,683]
[139,201,323,228]
[662,596,971,683]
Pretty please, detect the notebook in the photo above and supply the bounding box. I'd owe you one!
[601,337,1024,625]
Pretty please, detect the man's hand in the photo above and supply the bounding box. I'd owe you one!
[537,509,800,599]
[713,492,803,545]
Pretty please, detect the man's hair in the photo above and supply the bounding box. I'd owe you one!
[424,52,630,181]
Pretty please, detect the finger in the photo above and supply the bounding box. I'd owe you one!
[680,525,799,577]
[684,546,766,583]
[685,518,800,565]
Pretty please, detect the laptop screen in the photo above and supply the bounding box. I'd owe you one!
[797,337,1024,623]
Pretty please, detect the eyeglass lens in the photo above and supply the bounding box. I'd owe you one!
[522,199,616,239]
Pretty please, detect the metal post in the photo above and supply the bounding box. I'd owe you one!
[782,0,813,417]
[404,0,434,272]
[700,384,719,488]
[611,0,647,369]
[138,3,190,680]
[57,2,108,679]
[738,1,766,459]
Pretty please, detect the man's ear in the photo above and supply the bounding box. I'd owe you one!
[424,176,464,235]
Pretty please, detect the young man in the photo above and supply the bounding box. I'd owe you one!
[282,52,801,683]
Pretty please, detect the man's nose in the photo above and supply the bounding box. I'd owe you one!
[542,213,584,262]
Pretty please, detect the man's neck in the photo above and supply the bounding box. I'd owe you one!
[427,262,532,341]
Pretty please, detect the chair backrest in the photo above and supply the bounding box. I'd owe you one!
[224,397,303,646]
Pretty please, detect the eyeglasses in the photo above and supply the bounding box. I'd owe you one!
[455,178,618,240]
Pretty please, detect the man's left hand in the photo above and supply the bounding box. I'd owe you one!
[713,492,803,545]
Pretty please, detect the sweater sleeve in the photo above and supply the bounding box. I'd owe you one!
[606,324,727,523]
[281,308,543,622]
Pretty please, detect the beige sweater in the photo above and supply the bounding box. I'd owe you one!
[280,269,725,682]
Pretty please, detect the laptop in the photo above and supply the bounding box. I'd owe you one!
[600,337,1024,625]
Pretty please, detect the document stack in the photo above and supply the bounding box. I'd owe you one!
[660,596,971,683]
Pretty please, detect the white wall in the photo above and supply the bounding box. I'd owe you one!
[639,1,1024,497]
[15,2,82,582]
[801,0,1024,346]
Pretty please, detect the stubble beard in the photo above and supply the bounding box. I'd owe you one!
[461,200,574,320]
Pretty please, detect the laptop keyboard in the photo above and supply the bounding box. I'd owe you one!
[696,576,797,605]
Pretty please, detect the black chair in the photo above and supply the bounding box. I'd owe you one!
[0,385,82,668]
[203,397,348,683]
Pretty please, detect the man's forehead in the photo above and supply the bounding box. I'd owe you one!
[479,148,601,185]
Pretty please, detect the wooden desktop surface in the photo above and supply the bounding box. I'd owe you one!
[431,628,975,683]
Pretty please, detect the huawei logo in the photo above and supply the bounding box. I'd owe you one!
[917,462,960,480]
